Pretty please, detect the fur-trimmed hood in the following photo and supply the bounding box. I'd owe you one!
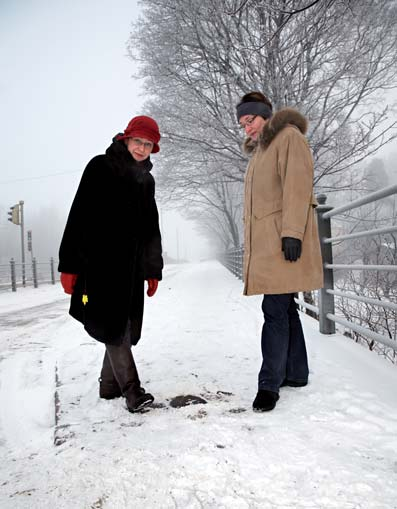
[243,108,308,155]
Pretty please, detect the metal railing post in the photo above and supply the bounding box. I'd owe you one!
[316,194,335,334]
[50,257,55,284]
[19,200,26,287]
[32,257,38,288]
[10,258,17,292]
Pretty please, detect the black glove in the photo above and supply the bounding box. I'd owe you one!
[282,237,302,262]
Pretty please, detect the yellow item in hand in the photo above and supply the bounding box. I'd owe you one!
[82,294,88,305]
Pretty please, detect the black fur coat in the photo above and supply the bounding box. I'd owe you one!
[58,139,163,345]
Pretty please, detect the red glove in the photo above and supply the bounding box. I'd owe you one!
[146,278,158,297]
[60,273,78,295]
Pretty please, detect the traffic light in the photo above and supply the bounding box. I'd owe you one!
[7,204,20,225]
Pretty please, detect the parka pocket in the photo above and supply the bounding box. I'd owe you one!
[252,208,283,256]
[253,199,282,220]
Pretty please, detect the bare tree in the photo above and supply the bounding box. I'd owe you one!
[129,0,397,247]
[184,180,244,249]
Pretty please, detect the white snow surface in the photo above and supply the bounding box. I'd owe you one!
[0,260,396,509]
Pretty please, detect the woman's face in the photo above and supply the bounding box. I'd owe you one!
[125,137,154,162]
[239,114,267,141]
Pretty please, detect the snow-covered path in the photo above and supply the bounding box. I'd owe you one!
[0,261,396,509]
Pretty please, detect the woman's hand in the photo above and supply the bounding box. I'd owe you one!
[282,237,302,262]
[146,278,159,297]
[60,273,78,294]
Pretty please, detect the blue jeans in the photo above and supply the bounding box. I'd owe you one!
[258,293,309,392]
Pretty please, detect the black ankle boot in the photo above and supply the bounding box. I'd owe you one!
[124,385,154,413]
[99,351,122,399]
[98,377,122,399]
[253,390,279,412]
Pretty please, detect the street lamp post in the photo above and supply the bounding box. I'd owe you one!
[19,201,25,286]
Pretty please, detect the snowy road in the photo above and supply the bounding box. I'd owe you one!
[0,261,397,508]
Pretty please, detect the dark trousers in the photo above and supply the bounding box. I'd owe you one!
[258,293,308,392]
[101,321,141,394]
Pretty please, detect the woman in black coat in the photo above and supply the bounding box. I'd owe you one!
[58,115,163,413]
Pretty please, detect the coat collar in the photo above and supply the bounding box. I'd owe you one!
[243,107,308,155]
[106,139,153,174]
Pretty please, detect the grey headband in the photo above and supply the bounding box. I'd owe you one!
[236,101,273,121]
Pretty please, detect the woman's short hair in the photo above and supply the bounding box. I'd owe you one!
[237,91,273,111]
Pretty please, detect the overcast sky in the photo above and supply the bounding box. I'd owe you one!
[0,0,211,262]
[1,1,396,263]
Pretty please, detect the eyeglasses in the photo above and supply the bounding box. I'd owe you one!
[130,138,154,151]
[239,115,257,129]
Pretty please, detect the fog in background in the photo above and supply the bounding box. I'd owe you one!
[1,1,397,267]
[0,0,212,265]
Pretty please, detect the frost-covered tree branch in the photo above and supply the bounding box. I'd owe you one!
[128,0,397,248]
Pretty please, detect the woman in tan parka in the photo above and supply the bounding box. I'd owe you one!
[236,91,323,412]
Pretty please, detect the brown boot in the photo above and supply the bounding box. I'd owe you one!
[105,342,154,412]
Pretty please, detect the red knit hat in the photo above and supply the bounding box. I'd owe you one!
[117,115,161,153]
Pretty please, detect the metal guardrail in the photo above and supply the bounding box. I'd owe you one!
[219,184,397,353]
[316,185,397,351]
[0,257,57,292]
[221,248,244,280]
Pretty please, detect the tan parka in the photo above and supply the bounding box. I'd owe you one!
[243,108,323,296]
